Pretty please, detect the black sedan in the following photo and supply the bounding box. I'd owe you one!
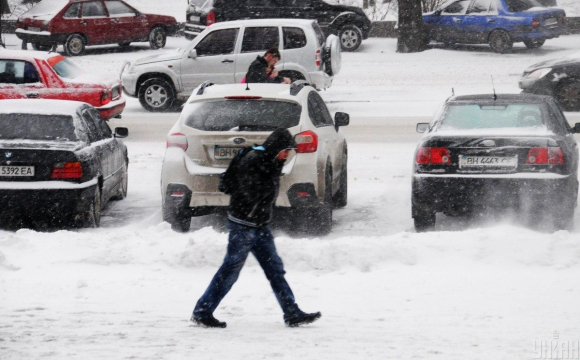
[412,94,580,232]
[0,99,129,227]
[519,54,580,111]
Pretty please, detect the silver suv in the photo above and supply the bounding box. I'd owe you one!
[121,19,341,112]
[161,81,349,235]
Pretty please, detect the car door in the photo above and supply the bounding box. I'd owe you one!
[463,0,499,43]
[0,59,49,100]
[79,0,110,45]
[247,0,280,19]
[103,0,142,43]
[234,26,281,83]
[432,0,471,43]
[181,28,239,92]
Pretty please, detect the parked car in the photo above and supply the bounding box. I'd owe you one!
[519,53,580,111]
[121,19,341,112]
[423,0,567,53]
[412,94,579,232]
[0,49,125,119]
[185,0,372,52]
[0,99,129,227]
[15,0,178,56]
[161,81,349,234]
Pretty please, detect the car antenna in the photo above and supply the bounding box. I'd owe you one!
[245,82,250,91]
[452,87,455,96]
[491,76,497,101]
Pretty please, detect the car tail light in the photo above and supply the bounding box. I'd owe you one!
[166,133,188,151]
[526,147,564,165]
[295,130,318,153]
[101,90,111,105]
[206,11,216,26]
[51,162,83,179]
[315,49,322,68]
[415,147,451,165]
[531,18,540,28]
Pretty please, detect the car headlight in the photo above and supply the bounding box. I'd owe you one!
[526,68,552,80]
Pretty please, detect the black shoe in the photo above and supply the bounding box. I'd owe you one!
[284,311,321,327]
[191,314,227,328]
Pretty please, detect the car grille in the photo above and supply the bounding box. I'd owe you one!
[112,85,120,100]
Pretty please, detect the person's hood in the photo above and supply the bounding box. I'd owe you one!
[134,51,182,66]
[261,128,297,159]
[525,53,580,72]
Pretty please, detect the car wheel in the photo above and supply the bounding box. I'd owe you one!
[85,186,102,228]
[64,34,86,56]
[555,80,580,112]
[118,42,131,47]
[149,27,167,50]
[523,39,545,49]
[488,30,513,54]
[304,166,333,236]
[31,43,52,51]
[413,208,435,233]
[333,152,348,208]
[138,78,176,112]
[112,162,128,201]
[162,198,191,233]
[338,24,363,52]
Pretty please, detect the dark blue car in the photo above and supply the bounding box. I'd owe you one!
[423,0,567,53]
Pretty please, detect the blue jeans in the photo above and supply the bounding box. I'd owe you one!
[193,221,299,317]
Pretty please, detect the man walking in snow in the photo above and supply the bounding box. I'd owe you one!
[191,129,321,328]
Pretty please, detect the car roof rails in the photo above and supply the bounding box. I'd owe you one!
[196,81,214,95]
[290,80,312,96]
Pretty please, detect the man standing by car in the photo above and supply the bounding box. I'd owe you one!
[191,128,321,328]
[245,48,292,84]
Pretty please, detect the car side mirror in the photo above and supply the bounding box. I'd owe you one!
[434,9,442,16]
[189,49,197,59]
[416,123,429,133]
[574,123,580,134]
[335,112,349,130]
[115,127,129,138]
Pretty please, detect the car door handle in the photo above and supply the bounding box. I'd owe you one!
[222,59,234,63]
[26,92,39,98]
[80,20,87,25]
[110,18,119,23]
[487,19,495,23]
[453,18,463,23]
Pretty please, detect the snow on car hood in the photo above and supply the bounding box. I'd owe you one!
[133,51,182,66]
[525,52,580,72]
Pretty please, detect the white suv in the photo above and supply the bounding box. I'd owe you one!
[121,19,341,112]
[161,81,349,234]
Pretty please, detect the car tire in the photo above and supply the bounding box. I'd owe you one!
[413,208,435,233]
[555,79,580,112]
[523,39,545,49]
[138,78,176,112]
[338,24,363,52]
[118,42,131,47]
[488,30,513,54]
[305,167,333,236]
[85,186,102,228]
[31,43,52,51]
[333,151,347,208]
[64,34,86,56]
[149,27,167,50]
[162,199,191,233]
[111,162,128,201]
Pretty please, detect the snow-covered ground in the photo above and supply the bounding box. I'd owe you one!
[2,32,580,359]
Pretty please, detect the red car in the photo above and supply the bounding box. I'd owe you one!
[15,0,178,56]
[0,50,125,119]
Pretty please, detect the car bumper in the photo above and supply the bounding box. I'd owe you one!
[412,173,578,213]
[121,72,138,97]
[308,70,333,90]
[184,23,206,38]
[96,98,126,119]
[512,26,567,41]
[14,29,66,45]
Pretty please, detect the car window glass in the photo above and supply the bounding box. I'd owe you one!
[0,114,78,141]
[89,108,113,138]
[241,27,279,53]
[81,109,100,142]
[308,92,326,127]
[283,27,307,50]
[548,101,571,133]
[63,3,80,18]
[439,104,547,131]
[316,96,334,126]
[0,60,40,85]
[467,0,492,14]
[505,0,542,12]
[82,1,106,17]
[105,1,136,16]
[442,0,471,14]
[195,29,239,56]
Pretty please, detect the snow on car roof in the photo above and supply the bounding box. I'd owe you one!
[449,93,553,103]
[0,49,60,62]
[188,83,304,102]
[211,19,316,29]
[0,99,87,115]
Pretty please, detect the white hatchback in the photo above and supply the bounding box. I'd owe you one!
[161,81,349,234]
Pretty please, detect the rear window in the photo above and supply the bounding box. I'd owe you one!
[0,114,78,141]
[50,57,85,79]
[439,104,547,130]
[21,0,69,18]
[184,100,301,131]
[505,0,543,12]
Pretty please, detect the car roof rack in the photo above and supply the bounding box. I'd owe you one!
[290,80,312,96]
[196,81,214,95]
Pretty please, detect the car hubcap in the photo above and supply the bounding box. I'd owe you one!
[145,85,167,107]
[341,30,358,48]
[154,32,164,47]
[69,38,83,54]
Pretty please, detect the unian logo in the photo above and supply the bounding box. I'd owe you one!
[233,138,246,145]
[5,152,12,158]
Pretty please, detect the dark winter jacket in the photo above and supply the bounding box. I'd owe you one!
[245,56,284,84]
[228,129,296,227]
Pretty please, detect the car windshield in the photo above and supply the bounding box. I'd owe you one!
[184,100,301,131]
[50,58,85,79]
[0,114,78,141]
[505,0,543,12]
[438,103,547,131]
[22,0,69,18]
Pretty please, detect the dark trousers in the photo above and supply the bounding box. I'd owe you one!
[194,221,299,317]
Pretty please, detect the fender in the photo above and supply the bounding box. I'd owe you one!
[329,12,369,36]
[134,65,183,94]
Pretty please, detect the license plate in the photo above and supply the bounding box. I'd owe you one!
[214,146,242,160]
[0,166,35,177]
[545,18,558,26]
[189,16,200,22]
[28,27,41,32]
[459,155,517,168]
